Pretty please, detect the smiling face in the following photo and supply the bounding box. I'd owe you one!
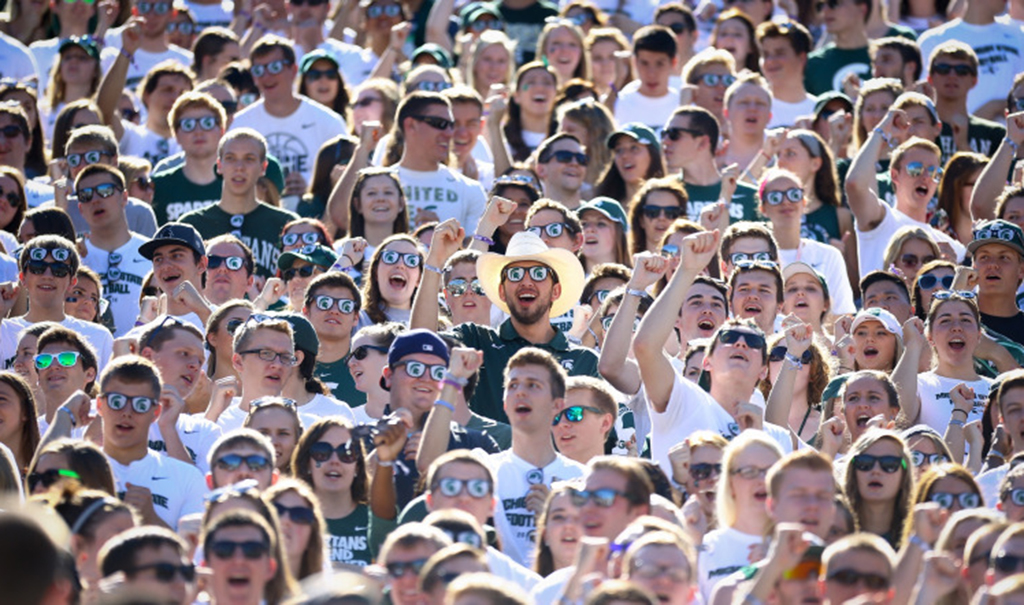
[355,174,403,227]
[514,67,557,118]
[729,269,779,333]
[65,278,101,322]
[760,36,802,84]
[386,352,445,416]
[927,299,980,367]
[375,239,421,308]
[347,334,388,395]
[612,138,652,184]
[404,101,453,165]
[498,261,561,325]
[843,376,896,442]
[495,185,533,240]
[37,341,95,407]
[143,329,203,399]
[544,26,582,82]
[537,138,586,194]
[451,101,483,161]
[210,443,275,489]
[539,490,581,568]
[305,284,359,344]
[474,43,511,92]
[851,320,897,372]
[151,244,204,296]
[553,389,611,462]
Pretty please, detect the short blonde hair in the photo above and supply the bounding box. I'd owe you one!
[716,430,783,529]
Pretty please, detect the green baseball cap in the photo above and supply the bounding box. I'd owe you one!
[299,50,339,75]
[277,244,339,271]
[607,123,660,150]
[271,311,319,357]
[578,197,629,232]
[411,43,453,69]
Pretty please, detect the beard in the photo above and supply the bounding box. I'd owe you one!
[507,295,551,325]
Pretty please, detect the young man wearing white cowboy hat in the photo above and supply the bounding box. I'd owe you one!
[411,221,598,424]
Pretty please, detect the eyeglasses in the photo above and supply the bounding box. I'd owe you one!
[930,491,981,509]
[315,295,356,314]
[305,67,339,81]
[661,21,689,34]
[27,468,80,492]
[768,346,813,365]
[35,351,81,370]
[26,260,72,278]
[0,123,22,141]
[540,149,588,165]
[104,392,156,414]
[410,81,452,92]
[910,450,949,467]
[641,205,682,220]
[717,329,766,349]
[215,453,271,472]
[661,126,703,141]
[690,462,722,481]
[446,278,485,297]
[250,396,296,411]
[903,161,943,182]
[734,259,779,271]
[219,99,238,115]
[353,96,383,108]
[590,289,611,304]
[351,344,388,360]
[503,265,551,282]
[77,182,122,203]
[251,59,293,78]
[826,569,889,590]
[367,3,401,17]
[134,175,153,191]
[659,244,680,258]
[762,187,803,205]
[552,405,603,425]
[282,265,319,281]
[381,250,422,268]
[386,558,428,578]
[730,251,772,264]
[309,441,358,464]
[209,540,270,560]
[630,560,690,583]
[570,487,633,508]
[208,255,245,271]
[993,553,1024,574]
[601,315,640,332]
[126,562,196,583]
[932,289,978,300]
[851,454,906,473]
[527,222,571,239]
[176,115,219,132]
[409,114,454,130]
[815,0,846,10]
[698,73,736,87]
[433,477,491,498]
[395,360,446,381]
[918,273,954,290]
[282,231,322,247]
[136,1,171,13]
[66,150,111,168]
[142,316,188,350]
[1007,489,1024,506]
[0,186,20,208]
[166,21,196,34]
[731,465,770,479]
[238,348,299,366]
[899,253,936,269]
[225,318,244,334]
[120,107,140,121]
[468,18,503,32]
[932,63,975,77]
[273,501,316,524]
[290,0,328,5]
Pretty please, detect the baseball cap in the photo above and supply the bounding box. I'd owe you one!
[299,50,340,75]
[411,43,453,69]
[607,123,660,150]
[278,244,339,271]
[813,91,853,122]
[968,219,1024,258]
[388,329,450,367]
[578,197,628,231]
[850,307,902,337]
[59,36,100,61]
[782,262,830,299]
[272,312,319,357]
[139,222,206,260]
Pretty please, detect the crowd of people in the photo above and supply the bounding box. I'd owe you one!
[4,0,1024,603]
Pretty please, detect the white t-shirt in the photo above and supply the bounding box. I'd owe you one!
[230,97,347,186]
[393,164,487,232]
[1,314,113,371]
[107,449,207,529]
[297,392,356,427]
[699,526,764,602]
[0,32,39,83]
[83,234,149,337]
[529,565,574,603]
[977,464,1006,509]
[918,19,1024,115]
[485,450,586,567]
[613,81,679,137]
[486,547,542,593]
[185,0,234,29]
[768,95,818,129]
[119,120,182,166]
[146,413,224,474]
[99,45,193,89]
[650,373,794,479]
[855,203,966,278]
[916,372,993,435]
[296,39,375,88]
[215,396,249,433]
[778,240,857,315]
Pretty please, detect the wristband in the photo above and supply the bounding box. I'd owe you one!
[377,459,394,467]
[873,127,895,148]
[473,233,495,246]
[118,47,134,65]
[949,417,966,428]
[442,371,468,387]
[1007,137,1020,155]
[990,451,1006,460]
[434,399,455,413]
[424,263,443,275]
[626,288,647,298]
[952,408,969,419]
[440,379,464,391]
[58,406,77,428]
[909,534,931,552]
[784,352,803,369]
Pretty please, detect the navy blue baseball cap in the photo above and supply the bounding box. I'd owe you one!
[388,329,450,367]
[139,222,206,260]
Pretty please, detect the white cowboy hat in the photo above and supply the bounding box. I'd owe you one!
[477,231,585,319]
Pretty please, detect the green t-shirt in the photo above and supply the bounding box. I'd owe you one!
[178,202,298,279]
[805,45,871,96]
[802,203,842,243]
[885,24,917,40]
[465,413,512,450]
[684,181,761,223]
[325,505,372,567]
[938,116,1006,165]
[315,356,366,407]
[150,165,223,225]
[491,0,558,65]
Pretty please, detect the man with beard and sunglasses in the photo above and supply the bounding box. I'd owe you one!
[661,106,760,223]
[634,230,794,478]
[0,235,114,370]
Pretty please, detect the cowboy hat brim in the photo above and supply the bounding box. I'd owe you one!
[477,239,585,319]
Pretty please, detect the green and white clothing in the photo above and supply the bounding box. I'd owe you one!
[151,165,224,225]
[325,504,373,567]
[99,45,193,89]
[1,315,114,371]
[118,121,182,166]
[83,234,150,337]
[938,117,1005,165]
[109,450,206,530]
[684,181,761,223]
[178,202,298,278]
[315,356,366,407]
[916,372,993,434]
[146,415,223,474]
[802,204,842,244]
[804,45,871,96]
[395,164,487,232]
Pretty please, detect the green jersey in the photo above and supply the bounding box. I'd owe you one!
[938,117,1005,164]
[802,203,842,243]
[178,202,298,278]
[684,181,762,223]
[150,165,223,225]
[325,505,372,567]
[315,356,365,407]
[805,45,871,96]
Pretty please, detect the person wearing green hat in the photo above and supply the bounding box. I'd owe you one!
[285,0,375,86]
[40,37,101,142]
[273,311,356,426]
[577,197,630,273]
[276,244,338,313]
[596,123,666,205]
[297,50,350,119]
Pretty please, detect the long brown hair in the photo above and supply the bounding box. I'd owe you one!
[291,417,370,505]
[349,168,410,239]
[628,177,688,256]
[936,152,987,240]
[264,479,326,579]
[844,430,915,549]
[0,371,38,474]
[504,62,558,162]
[361,234,422,324]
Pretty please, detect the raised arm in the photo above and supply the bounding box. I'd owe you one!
[409,219,464,332]
[424,0,456,51]
[892,317,926,426]
[97,19,143,143]
[971,112,1024,220]
[416,348,482,473]
[633,230,719,412]
[369,414,410,520]
[483,90,512,177]
[598,252,667,395]
[369,22,410,81]
[845,109,908,231]
[468,195,514,253]
[765,320,812,430]
[325,122,378,233]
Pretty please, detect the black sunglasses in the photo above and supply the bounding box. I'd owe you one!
[124,562,196,583]
[540,149,588,165]
[717,329,766,349]
[282,265,319,281]
[209,540,270,560]
[309,441,358,464]
[410,114,454,131]
[27,468,80,492]
[851,454,906,473]
[768,346,813,365]
[273,501,316,524]
[932,63,975,77]
[661,126,703,141]
[351,344,388,360]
